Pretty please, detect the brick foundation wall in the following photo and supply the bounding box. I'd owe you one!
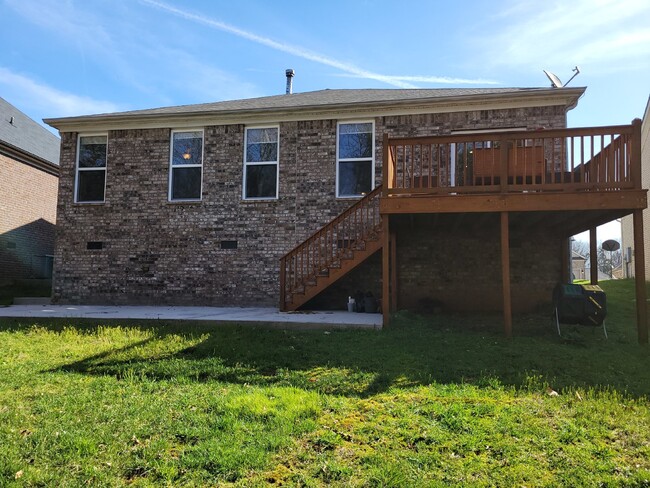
[53,105,567,306]
[393,215,562,313]
[304,214,562,314]
[0,153,58,285]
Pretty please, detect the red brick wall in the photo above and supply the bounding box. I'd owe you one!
[0,153,58,285]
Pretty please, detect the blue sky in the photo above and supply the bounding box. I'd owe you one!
[1,0,648,238]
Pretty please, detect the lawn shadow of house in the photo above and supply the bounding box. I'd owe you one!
[32,312,650,399]
[0,218,57,281]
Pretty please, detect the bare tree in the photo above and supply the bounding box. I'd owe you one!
[598,247,622,278]
[572,239,590,259]
[573,239,622,278]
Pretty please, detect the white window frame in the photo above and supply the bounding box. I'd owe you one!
[243,125,280,200]
[336,120,375,198]
[169,129,204,202]
[74,133,108,204]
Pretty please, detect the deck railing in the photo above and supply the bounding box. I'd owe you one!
[382,121,641,196]
[279,186,382,309]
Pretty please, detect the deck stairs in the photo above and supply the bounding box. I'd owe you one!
[279,186,383,311]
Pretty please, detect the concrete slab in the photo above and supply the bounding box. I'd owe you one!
[0,304,382,329]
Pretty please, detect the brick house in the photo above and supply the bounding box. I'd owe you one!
[0,97,60,285]
[45,87,648,341]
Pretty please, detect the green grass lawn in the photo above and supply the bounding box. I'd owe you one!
[1,280,649,486]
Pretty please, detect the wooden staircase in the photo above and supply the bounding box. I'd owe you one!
[280,186,383,311]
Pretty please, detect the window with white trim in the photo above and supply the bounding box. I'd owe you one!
[75,135,107,203]
[169,130,203,201]
[244,127,279,199]
[337,122,374,197]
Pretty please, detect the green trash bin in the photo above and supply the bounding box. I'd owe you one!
[552,283,607,337]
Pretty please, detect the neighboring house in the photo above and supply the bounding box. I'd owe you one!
[571,250,587,281]
[44,85,648,341]
[0,97,60,286]
[621,97,650,279]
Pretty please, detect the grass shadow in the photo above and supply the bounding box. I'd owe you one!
[3,280,649,398]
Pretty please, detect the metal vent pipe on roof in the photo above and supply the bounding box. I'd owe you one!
[285,69,295,94]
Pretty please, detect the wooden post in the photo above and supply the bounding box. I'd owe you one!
[501,212,512,338]
[500,137,509,192]
[382,215,390,327]
[382,133,390,197]
[390,230,397,312]
[630,118,642,190]
[633,209,648,344]
[279,257,286,311]
[590,228,598,284]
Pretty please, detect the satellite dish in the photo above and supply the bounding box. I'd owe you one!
[543,66,580,88]
[602,239,620,252]
[543,70,563,88]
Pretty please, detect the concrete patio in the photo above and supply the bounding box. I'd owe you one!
[0,303,382,329]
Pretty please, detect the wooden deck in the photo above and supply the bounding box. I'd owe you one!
[280,120,648,343]
[380,119,647,342]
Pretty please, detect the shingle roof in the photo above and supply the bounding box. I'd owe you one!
[0,97,60,165]
[90,88,554,117]
[45,87,585,125]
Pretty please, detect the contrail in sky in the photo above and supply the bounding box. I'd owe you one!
[141,0,497,88]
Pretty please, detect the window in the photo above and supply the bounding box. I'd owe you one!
[170,130,203,201]
[244,127,279,199]
[337,122,374,197]
[75,135,107,203]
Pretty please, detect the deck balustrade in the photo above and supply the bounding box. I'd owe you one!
[382,123,640,197]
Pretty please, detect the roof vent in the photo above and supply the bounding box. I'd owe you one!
[285,69,295,95]
[9,116,15,125]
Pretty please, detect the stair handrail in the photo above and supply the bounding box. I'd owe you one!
[280,185,383,309]
[279,185,383,261]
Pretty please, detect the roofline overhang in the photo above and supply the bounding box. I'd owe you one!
[44,87,586,133]
[0,141,60,176]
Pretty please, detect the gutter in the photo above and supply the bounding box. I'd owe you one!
[0,141,60,177]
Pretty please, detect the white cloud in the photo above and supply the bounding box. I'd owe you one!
[0,67,121,117]
[162,51,263,102]
[4,0,274,104]
[3,0,155,95]
[141,0,494,87]
[483,0,650,73]
[475,0,650,73]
